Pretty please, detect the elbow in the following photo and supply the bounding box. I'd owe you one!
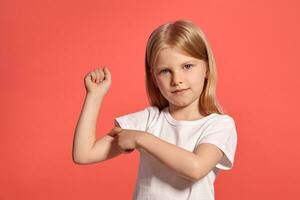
[190,171,201,182]
[73,157,93,165]
[180,161,205,182]
[72,152,88,165]
[72,146,91,165]
[72,153,102,165]
[182,171,202,182]
[72,157,85,165]
[190,171,204,182]
[72,156,84,165]
[190,162,207,181]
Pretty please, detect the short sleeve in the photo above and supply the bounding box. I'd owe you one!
[196,115,238,170]
[114,106,158,131]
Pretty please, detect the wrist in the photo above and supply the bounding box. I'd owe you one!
[136,131,150,150]
[86,92,104,100]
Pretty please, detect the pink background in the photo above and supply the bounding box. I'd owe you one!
[1,0,299,199]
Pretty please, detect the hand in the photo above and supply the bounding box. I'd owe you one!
[109,127,145,154]
[84,66,112,97]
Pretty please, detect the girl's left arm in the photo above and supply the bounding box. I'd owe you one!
[136,132,224,181]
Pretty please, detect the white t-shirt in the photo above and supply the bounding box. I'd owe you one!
[115,106,238,200]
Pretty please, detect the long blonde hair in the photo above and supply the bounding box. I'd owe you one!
[145,19,224,115]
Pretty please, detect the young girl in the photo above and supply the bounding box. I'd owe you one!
[73,19,238,200]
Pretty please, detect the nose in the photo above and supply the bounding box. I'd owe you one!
[171,70,184,86]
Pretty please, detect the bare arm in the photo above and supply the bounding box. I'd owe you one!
[136,132,223,181]
[72,93,103,163]
[72,93,126,164]
[72,67,125,164]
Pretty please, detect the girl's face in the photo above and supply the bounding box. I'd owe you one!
[152,47,208,111]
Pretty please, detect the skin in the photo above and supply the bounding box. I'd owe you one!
[74,53,224,181]
[152,47,208,120]
[109,48,224,181]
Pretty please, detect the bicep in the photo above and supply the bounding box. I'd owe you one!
[192,143,224,179]
[82,121,123,164]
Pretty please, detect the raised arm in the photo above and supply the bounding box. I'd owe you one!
[72,67,125,164]
[72,93,105,164]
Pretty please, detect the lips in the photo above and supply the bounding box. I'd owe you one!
[172,88,189,93]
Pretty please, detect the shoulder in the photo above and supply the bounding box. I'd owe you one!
[196,113,238,170]
[202,113,238,139]
[207,113,236,127]
[145,106,160,115]
[114,106,161,131]
[197,113,238,154]
[145,105,161,123]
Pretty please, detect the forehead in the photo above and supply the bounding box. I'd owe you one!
[154,47,201,67]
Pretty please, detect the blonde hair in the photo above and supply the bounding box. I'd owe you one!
[145,19,224,115]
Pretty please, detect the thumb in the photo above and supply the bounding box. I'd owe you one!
[113,126,123,132]
[108,126,123,137]
[103,66,111,82]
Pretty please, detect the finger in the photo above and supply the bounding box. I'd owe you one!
[108,130,118,137]
[103,66,111,81]
[108,127,123,137]
[124,149,134,153]
[113,126,123,132]
[90,71,96,82]
[85,72,92,81]
[99,67,105,82]
[95,68,100,83]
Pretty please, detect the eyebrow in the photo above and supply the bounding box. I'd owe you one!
[155,60,196,70]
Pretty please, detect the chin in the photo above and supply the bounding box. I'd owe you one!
[169,100,192,108]
[169,97,200,108]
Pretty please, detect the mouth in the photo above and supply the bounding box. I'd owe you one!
[172,88,190,94]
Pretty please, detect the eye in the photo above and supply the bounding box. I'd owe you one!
[159,69,170,74]
[184,64,193,69]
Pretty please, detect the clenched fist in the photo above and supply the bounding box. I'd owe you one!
[84,66,112,97]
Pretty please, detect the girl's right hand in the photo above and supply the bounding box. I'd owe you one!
[84,66,112,97]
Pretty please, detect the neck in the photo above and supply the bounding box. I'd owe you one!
[168,103,205,121]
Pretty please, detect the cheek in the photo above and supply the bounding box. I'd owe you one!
[153,75,163,87]
[189,73,206,89]
[156,78,168,88]
[192,69,207,81]
[155,78,169,94]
